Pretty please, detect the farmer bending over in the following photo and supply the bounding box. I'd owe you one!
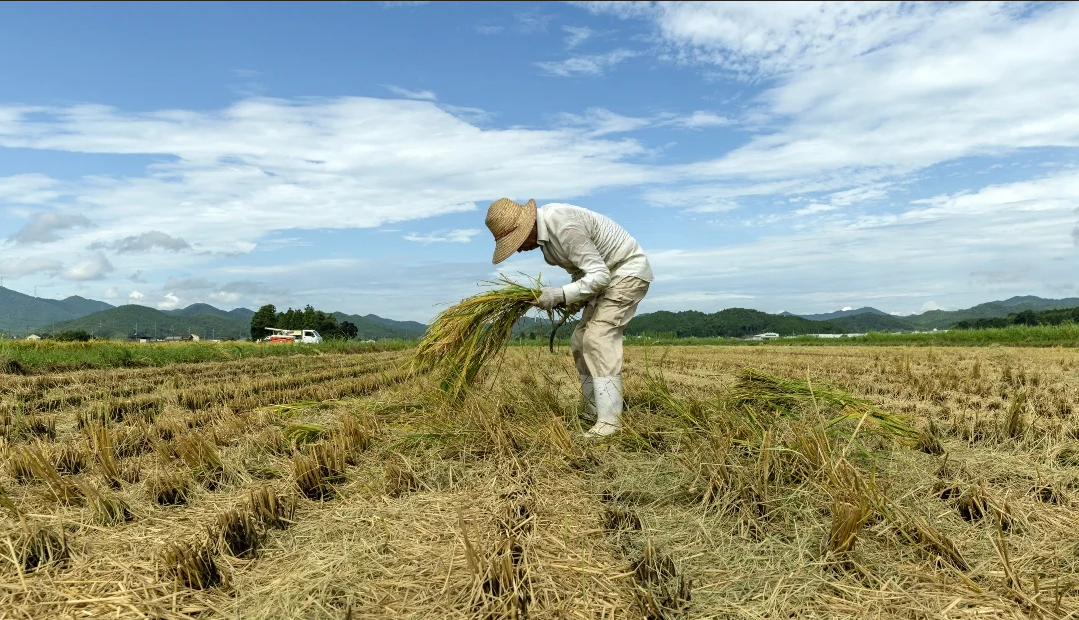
[485,198,653,438]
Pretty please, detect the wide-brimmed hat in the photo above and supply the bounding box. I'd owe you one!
[485,197,537,264]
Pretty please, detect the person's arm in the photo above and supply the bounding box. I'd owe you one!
[558,223,610,305]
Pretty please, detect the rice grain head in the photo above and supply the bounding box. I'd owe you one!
[412,275,568,398]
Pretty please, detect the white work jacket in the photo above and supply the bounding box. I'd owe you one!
[535,204,653,305]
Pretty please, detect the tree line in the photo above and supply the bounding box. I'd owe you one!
[249,304,358,341]
[952,306,1079,330]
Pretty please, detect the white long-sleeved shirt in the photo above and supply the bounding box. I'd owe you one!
[536,203,653,305]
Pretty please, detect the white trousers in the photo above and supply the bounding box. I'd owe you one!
[570,276,650,378]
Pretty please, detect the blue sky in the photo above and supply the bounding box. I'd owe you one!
[1,1,1077,322]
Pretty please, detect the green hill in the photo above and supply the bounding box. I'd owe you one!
[0,287,115,335]
[828,313,916,332]
[904,296,1079,330]
[794,307,892,322]
[953,304,1079,330]
[227,307,257,322]
[359,314,427,336]
[168,303,236,319]
[625,308,846,338]
[45,295,113,317]
[331,312,424,340]
[40,305,250,340]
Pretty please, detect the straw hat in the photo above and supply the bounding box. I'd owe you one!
[485,198,537,264]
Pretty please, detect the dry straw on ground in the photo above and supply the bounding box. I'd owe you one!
[0,344,1077,618]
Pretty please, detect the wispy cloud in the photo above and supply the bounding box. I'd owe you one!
[380,1,429,8]
[403,228,482,244]
[516,9,553,34]
[557,107,734,136]
[557,107,651,136]
[563,25,594,50]
[7,212,92,245]
[384,85,438,101]
[669,111,731,129]
[475,24,503,35]
[90,231,191,253]
[576,2,1079,206]
[536,49,638,77]
[0,257,63,279]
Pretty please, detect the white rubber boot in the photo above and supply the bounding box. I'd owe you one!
[584,376,622,439]
[579,375,596,424]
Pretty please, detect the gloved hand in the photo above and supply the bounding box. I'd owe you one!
[535,286,566,310]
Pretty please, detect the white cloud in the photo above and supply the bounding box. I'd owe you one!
[403,228,482,244]
[103,287,119,299]
[0,96,663,297]
[157,293,182,310]
[578,2,1079,201]
[7,211,93,245]
[536,49,638,77]
[128,290,144,300]
[384,85,437,101]
[792,203,835,216]
[0,174,63,205]
[563,25,594,50]
[475,25,503,35]
[641,170,1079,316]
[841,306,853,312]
[671,111,731,129]
[380,1,429,7]
[90,230,191,253]
[557,107,651,137]
[62,251,114,281]
[557,107,733,137]
[516,9,553,34]
[0,257,63,279]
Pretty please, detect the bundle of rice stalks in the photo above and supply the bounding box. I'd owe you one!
[160,539,224,590]
[148,468,191,506]
[78,482,133,524]
[213,507,263,558]
[732,368,918,443]
[247,486,296,529]
[5,523,69,571]
[412,275,570,398]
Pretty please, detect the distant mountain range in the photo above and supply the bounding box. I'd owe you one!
[781,296,1079,332]
[0,287,428,340]
[2,287,1078,340]
[0,287,114,334]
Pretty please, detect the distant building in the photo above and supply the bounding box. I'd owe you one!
[25,334,41,341]
[808,333,867,338]
[748,332,780,341]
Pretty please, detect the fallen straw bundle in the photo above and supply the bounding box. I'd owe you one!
[413,275,569,397]
[732,367,918,442]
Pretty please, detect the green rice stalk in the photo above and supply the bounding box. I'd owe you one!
[732,368,918,442]
[412,275,570,398]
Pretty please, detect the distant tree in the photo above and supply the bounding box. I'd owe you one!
[1013,310,1039,326]
[340,321,358,340]
[250,304,277,341]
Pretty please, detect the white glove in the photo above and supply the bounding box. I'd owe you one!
[535,286,566,310]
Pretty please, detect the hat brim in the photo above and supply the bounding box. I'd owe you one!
[491,200,537,264]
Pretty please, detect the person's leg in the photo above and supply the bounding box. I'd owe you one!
[571,303,597,423]
[580,277,650,437]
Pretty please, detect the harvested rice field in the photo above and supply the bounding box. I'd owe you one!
[2,344,1078,619]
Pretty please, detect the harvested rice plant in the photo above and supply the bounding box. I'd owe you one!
[1,344,1078,618]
